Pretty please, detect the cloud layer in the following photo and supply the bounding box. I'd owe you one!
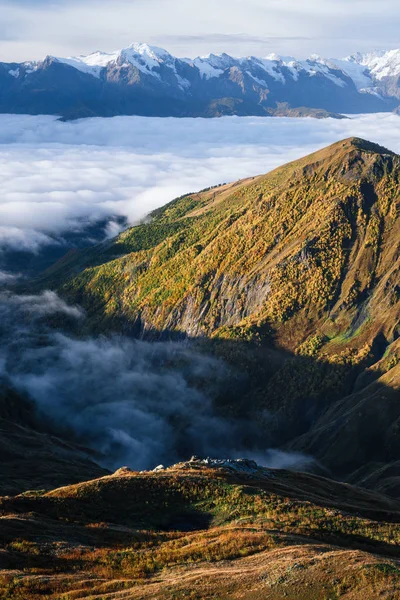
[0,289,313,471]
[1,112,400,254]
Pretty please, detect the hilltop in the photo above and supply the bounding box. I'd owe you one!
[2,458,400,599]
[32,137,400,494]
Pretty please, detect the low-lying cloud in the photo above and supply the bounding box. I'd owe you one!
[0,112,400,255]
[0,290,314,472]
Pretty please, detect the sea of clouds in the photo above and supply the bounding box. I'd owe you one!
[1,112,400,255]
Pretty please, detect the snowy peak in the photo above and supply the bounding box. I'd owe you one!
[48,43,354,88]
[346,49,400,80]
[243,53,349,87]
[55,42,177,80]
[53,51,119,77]
[8,43,400,92]
[2,43,399,120]
[119,42,176,71]
[42,43,400,93]
[325,49,400,94]
[127,42,171,60]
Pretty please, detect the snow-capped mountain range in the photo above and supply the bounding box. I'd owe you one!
[1,43,400,119]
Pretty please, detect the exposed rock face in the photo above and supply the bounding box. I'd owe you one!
[112,466,134,476]
[183,456,272,478]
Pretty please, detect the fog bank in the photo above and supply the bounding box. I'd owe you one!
[0,290,315,471]
[0,113,399,252]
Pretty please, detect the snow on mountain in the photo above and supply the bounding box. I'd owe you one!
[189,51,349,87]
[233,53,347,88]
[329,57,372,91]
[51,44,352,89]
[249,57,285,84]
[1,43,398,119]
[8,61,40,78]
[188,53,233,80]
[120,43,172,76]
[328,50,400,94]
[55,51,119,78]
[57,43,173,78]
[286,56,345,87]
[55,43,191,89]
[9,44,400,94]
[346,50,400,80]
[191,58,224,80]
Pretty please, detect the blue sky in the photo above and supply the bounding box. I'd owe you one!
[1,0,400,61]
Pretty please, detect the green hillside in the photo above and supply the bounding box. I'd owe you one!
[40,138,399,344]
[33,137,400,493]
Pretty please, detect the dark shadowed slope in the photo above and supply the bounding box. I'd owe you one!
[0,388,108,495]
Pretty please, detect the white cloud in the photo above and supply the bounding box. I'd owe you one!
[0,270,21,282]
[0,112,399,252]
[0,225,56,252]
[1,0,400,61]
[9,290,85,318]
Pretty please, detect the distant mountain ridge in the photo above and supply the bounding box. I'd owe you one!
[2,43,400,118]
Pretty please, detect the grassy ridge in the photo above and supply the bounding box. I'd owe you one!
[2,463,400,599]
[43,138,399,348]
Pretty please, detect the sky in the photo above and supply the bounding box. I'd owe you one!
[1,0,400,62]
[0,112,400,254]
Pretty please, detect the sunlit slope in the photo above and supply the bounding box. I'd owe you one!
[43,137,399,352]
[2,460,400,599]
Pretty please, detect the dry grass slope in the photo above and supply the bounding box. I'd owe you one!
[2,462,400,599]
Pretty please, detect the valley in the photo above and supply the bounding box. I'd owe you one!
[0,135,399,599]
[26,137,400,490]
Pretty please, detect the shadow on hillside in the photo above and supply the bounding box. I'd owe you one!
[1,297,400,499]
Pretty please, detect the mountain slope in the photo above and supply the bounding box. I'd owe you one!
[0,44,398,118]
[36,137,400,492]
[0,387,107,495]
[2,458,400,599]
[44,137,399,343]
